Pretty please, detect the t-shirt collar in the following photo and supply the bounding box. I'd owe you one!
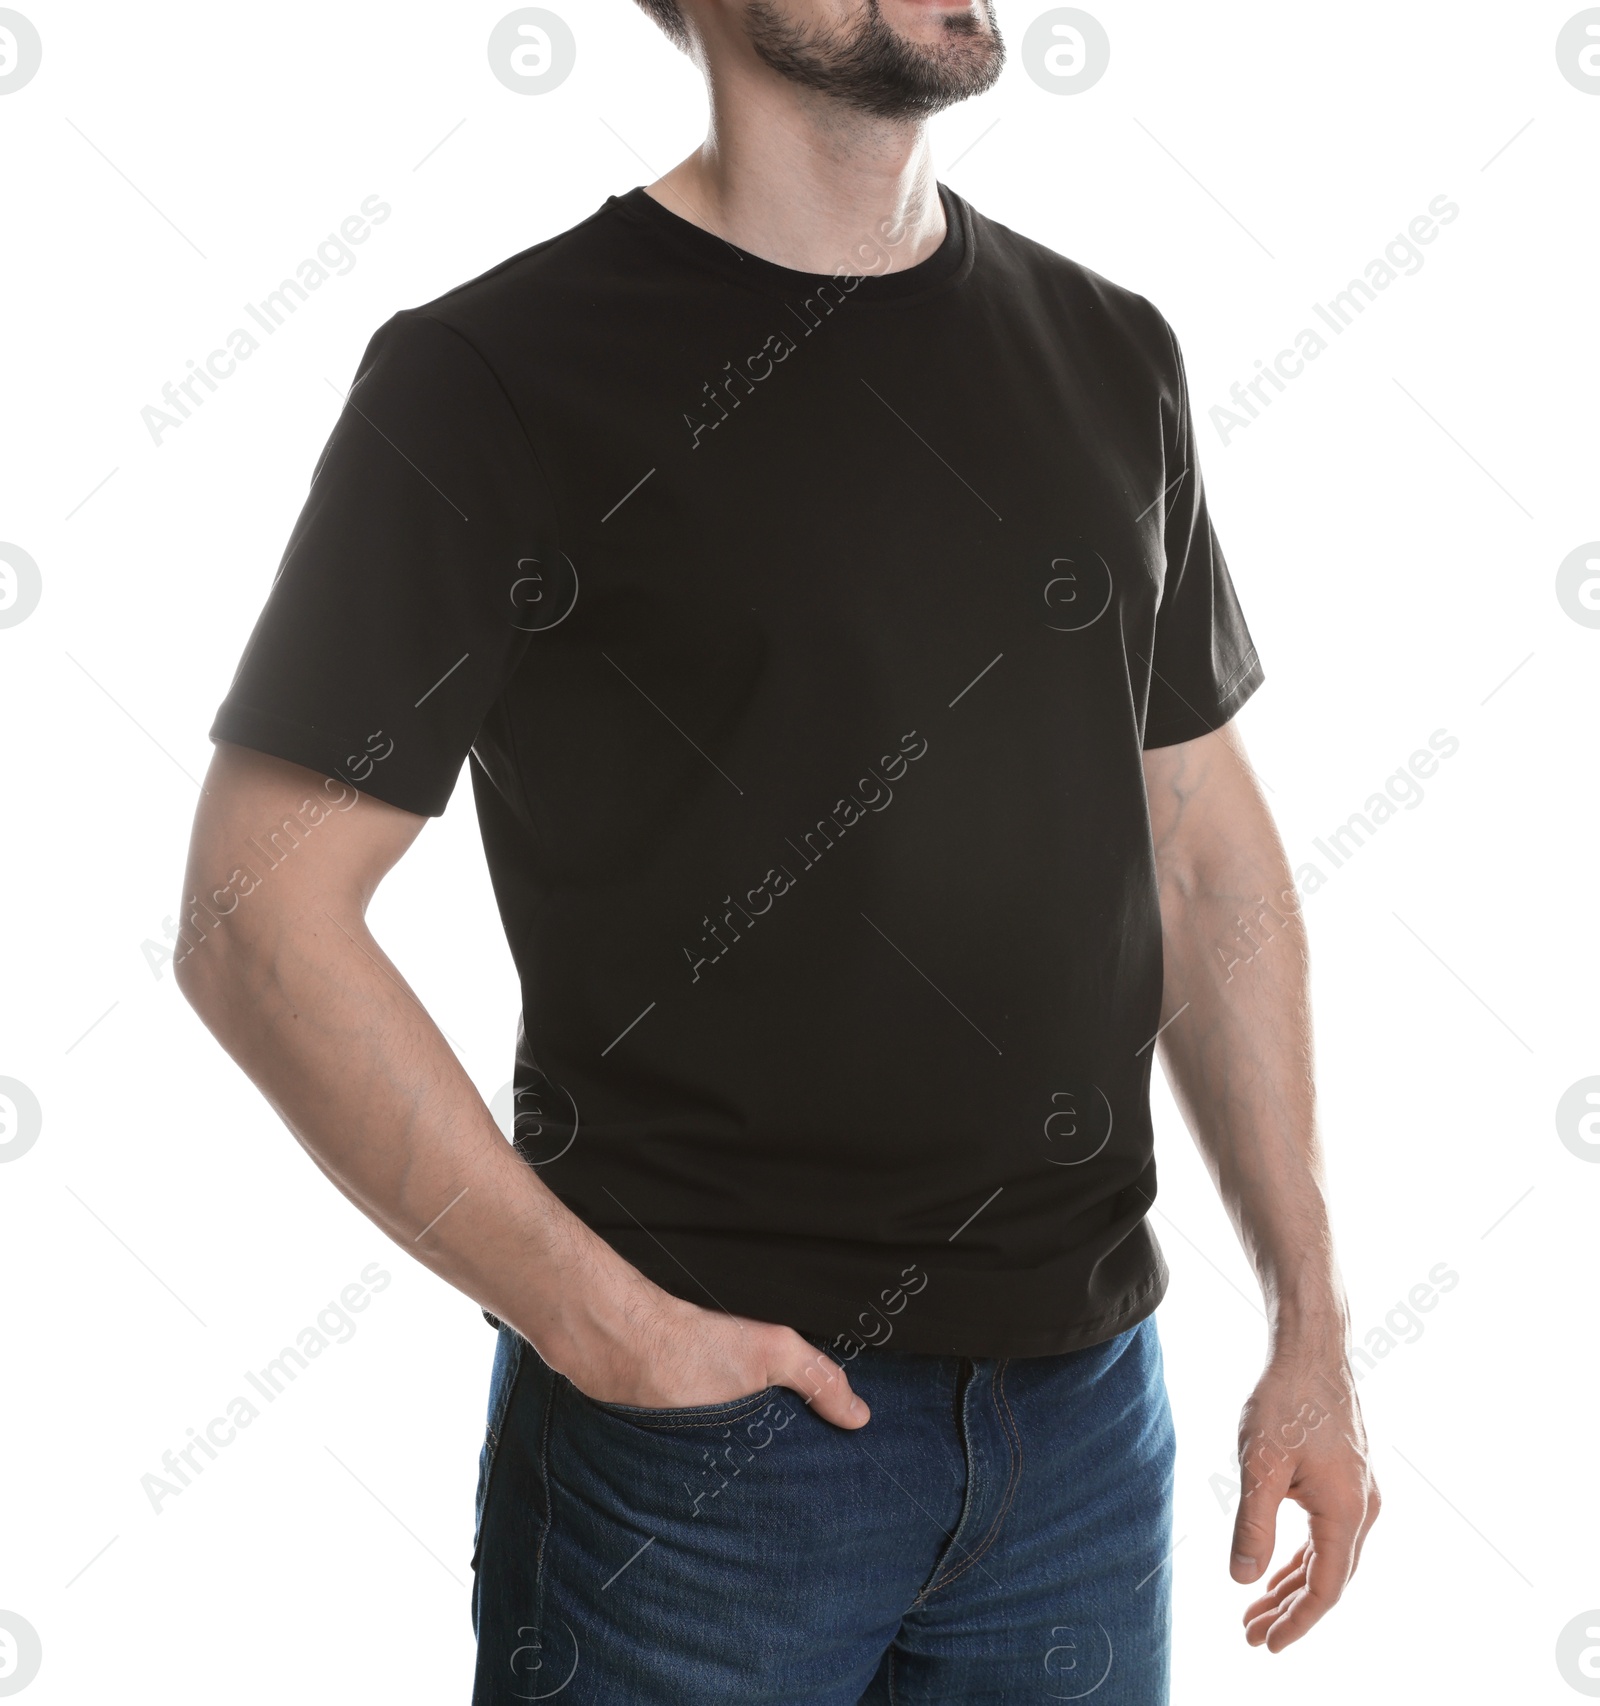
[606,180,975,304]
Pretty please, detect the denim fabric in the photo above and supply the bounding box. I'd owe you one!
[471,1314,1174,1704]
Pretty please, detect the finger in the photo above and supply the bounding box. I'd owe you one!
[1241,1555,1303,1644]
[1231,1460,1286,1583]
[1258,1548,1307,1597]
[1244,1552,1306,1622]
[1258,1497,1364,1650]
[1243,1559,1306,1645]
[1243,1562,1305,1637]
[774,1334,870,1430]
[1245,1601,1288,1647]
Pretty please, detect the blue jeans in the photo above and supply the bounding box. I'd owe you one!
[471,1315,1175,1703]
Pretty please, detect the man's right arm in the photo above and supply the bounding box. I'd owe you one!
[174,740,867,1426]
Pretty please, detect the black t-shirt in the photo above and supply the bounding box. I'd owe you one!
[211,183,1263,1358]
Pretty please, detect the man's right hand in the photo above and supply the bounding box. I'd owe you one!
[542,1263,871,1429]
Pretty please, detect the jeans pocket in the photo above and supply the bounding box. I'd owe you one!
[576,1384,781,1429]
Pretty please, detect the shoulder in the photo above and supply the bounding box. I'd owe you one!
[357,195,633,373]
[959,192,1182,387]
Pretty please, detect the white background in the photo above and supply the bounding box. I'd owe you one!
[2,1,1597,1700]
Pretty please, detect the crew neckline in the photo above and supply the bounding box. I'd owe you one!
[606,181,975,304]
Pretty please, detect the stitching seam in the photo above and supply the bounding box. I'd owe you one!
[531,1366,559,1635]
[590,1389,780,1431]
[925,1358,1022,1595]
[910,1360,977,1606]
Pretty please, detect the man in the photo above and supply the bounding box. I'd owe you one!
[175,0,1379,1699]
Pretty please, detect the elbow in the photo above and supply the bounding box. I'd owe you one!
[172,928,237,1022]
[170,903,272,1022]
[171,932,215,1011]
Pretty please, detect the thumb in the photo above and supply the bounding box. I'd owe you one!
[1231,1458,1285,1582]
[776,1335,870,1430]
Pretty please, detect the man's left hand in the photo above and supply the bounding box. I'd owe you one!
[1230,1347,1381,1650]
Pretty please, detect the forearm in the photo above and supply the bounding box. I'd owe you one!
[176,906,630,1361]
[1150,773,1345,1342]
[1141,730,1378,1633]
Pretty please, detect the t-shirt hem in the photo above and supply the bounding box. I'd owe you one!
[802,1263,1171,1361]
[1142,651,1265,751]
[484,1264,1167,1361]
[209,699,456,818]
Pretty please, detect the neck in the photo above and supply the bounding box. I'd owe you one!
[644,39,948,276]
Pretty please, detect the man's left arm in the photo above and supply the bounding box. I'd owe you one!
[1143,719,1381,1651]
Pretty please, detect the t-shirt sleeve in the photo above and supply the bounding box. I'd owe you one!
[209,309,555,815]
[1140,318,1265,750]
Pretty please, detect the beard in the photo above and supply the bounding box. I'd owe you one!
[745,0,1005,122]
